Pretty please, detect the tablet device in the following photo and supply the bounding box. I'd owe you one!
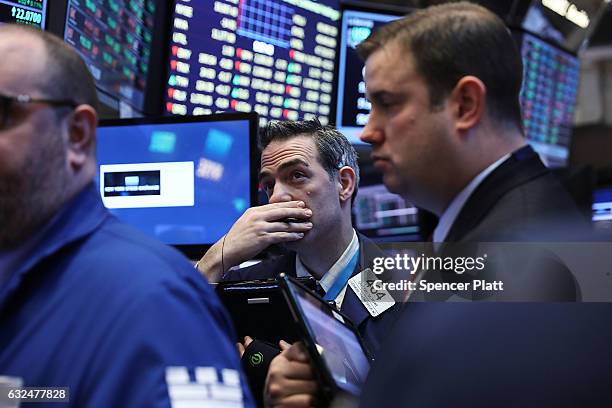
[216,277,317,344]
[277,273,372,402]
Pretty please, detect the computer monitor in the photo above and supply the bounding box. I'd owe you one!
[62,0,159,116]
[353,145,422,242]
[353,183,420,242]
[96,112,259,257]
[1,0,47,28]
[593,187,612,230]
[335,8,404,144]
[164,0,341,127]
[517,31,580,167]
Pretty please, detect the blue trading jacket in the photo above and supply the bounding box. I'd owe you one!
[0,184,254,407]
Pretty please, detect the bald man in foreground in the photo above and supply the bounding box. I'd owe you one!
[0,25,253,407]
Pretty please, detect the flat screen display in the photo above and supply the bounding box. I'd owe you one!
[164,0,341,127]
[63,0,157,114]
[519,32,580,167]
[593,187,612,228]
[96,113,258,250]
[335,9,402,144]
[0,0,47,28]
[353,183,419,241]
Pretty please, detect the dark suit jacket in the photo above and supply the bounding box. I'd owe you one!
[445,145,588,242]
[222,233,401,356]
[422,146,590,302]
[360,146,612,407]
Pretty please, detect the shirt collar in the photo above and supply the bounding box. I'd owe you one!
[434,154,510,243]
[295,228,359,292]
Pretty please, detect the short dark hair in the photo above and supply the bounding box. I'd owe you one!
[259,119,360,202]
[357,2,523,131]
[0,25,99,113]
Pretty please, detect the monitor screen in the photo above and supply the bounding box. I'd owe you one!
[353,183,420,241]
[1,0,47,28]
[518,31,580,167]
[335,9,402,144]
[63,0,157,115]
[164,0,340,127]
[96,113,258,253]
[593,187,612,229]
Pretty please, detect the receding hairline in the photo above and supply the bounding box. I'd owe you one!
[0,26,53,91]
[0,24,100,111]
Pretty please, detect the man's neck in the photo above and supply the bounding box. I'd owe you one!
[435,133,527,216]
[433,151,512,242]
[297,223,354,280]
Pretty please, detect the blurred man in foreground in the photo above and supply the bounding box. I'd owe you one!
[0,25,253,407]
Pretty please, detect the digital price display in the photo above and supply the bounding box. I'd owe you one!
[519,32,580,167]
[165,0,341,126]
[63,0,156,113]
[0,0,47,28]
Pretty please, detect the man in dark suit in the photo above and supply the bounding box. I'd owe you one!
[196,119,399,406]
[357,2,611,406]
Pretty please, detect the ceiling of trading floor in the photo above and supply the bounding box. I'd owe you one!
[357,0,612,48]
[589,8,612,47]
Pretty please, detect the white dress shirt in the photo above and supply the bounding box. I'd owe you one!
[295,228,359,309]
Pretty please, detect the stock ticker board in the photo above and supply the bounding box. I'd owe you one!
[519,32,580,167]
[63,0,156,113]
[165,0,341,126]
[0,0,47,28]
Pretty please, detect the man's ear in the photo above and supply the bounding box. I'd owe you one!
[337,166,356,203]
[448,76,486,136]
[66,104,97,170]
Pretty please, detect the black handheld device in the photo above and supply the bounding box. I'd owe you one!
[277,273,373,405]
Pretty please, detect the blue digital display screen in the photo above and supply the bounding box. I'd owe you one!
[593,188,612,223]
[96,116,254,246]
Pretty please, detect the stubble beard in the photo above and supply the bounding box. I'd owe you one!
[0,134,69,249]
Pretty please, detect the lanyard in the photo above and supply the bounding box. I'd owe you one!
[323,249,360,301]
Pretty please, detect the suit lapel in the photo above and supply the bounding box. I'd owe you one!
[445,145,548,242]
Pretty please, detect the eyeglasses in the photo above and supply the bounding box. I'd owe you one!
[0,93,78,128]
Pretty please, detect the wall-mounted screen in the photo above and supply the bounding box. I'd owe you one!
[518,31,580,167]
[1,0,47,28]
[335,9,401,144]
[63,0,157,115]
[164,0,341,127]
